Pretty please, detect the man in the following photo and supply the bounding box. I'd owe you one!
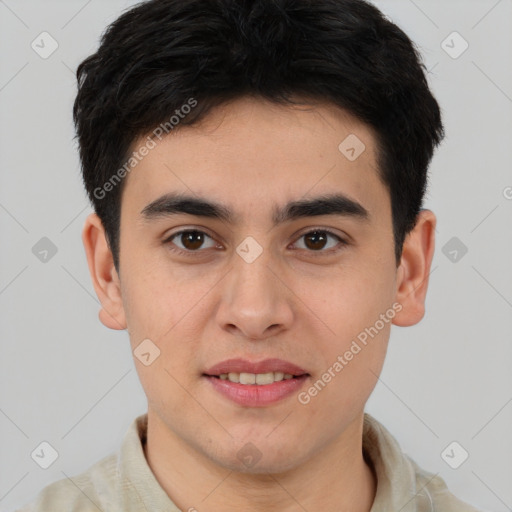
[19,0,482,510]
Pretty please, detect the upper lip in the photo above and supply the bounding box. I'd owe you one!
[204,358,309,376]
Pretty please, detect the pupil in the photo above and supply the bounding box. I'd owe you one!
[179,231,328,251]
[305,231,327,250]
[182,231,204,250]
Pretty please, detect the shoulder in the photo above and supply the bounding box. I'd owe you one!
[16,452,119,512]
[409,457,485,512]
[362,413,485,512]
[16,414,149,512]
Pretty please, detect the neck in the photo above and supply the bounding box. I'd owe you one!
[143,410,377,512]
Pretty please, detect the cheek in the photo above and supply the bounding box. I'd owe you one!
[119,250,186,330]
[120,274,163,343]
[120,265,220,375]
[300,262,395,401]
[304,258,396,336]
[305,326,389,422]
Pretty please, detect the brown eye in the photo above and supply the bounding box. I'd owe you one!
[167,230,216,251]
[304,231,328,250]
[294,230,345,252]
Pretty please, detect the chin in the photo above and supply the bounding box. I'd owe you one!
[225,457,302,475]
[207,442,308,476]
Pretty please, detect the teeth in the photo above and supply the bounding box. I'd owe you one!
[218,372,297,385]
[240,372,256,385]
[255,372,274,385]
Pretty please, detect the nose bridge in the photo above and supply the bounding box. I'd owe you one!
[218,243,293,338]
[231,245,278,311]
[233,247,274,299]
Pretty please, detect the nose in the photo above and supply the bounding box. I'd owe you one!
[215,250,294,341]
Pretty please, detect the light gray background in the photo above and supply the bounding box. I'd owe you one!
[1,0,511,511]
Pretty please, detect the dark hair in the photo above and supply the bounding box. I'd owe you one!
[73,0,444,271]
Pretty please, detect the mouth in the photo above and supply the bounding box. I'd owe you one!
[203,358,310,406]
[206,371,304,385]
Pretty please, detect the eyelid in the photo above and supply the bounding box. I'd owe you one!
[163,227,220,251]
[163,226,349,255]
[289,227,348,253]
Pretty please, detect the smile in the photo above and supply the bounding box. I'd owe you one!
[216,371,295,385]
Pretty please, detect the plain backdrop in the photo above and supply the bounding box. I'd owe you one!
[1,1,511,511]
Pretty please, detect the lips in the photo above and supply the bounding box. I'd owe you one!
[203,358,310,406]
[204,358,309,377]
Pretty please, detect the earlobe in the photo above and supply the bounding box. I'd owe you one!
[392,209,436,327]
[82,213,127,330]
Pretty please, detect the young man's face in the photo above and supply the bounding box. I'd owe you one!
[84,95,434,474]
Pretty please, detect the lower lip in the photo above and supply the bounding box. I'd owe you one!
[204,375,309,407]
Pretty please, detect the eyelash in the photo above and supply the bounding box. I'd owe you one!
[163,228,348,257]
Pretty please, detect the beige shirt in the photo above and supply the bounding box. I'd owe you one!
[18,412,482,512]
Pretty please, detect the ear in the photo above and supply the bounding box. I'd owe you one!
[82,213,127,330]
[392,209,436,327]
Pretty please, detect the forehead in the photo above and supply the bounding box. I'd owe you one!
[121,96,387,223]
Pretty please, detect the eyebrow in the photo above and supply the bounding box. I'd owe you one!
[140,192,370,226]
